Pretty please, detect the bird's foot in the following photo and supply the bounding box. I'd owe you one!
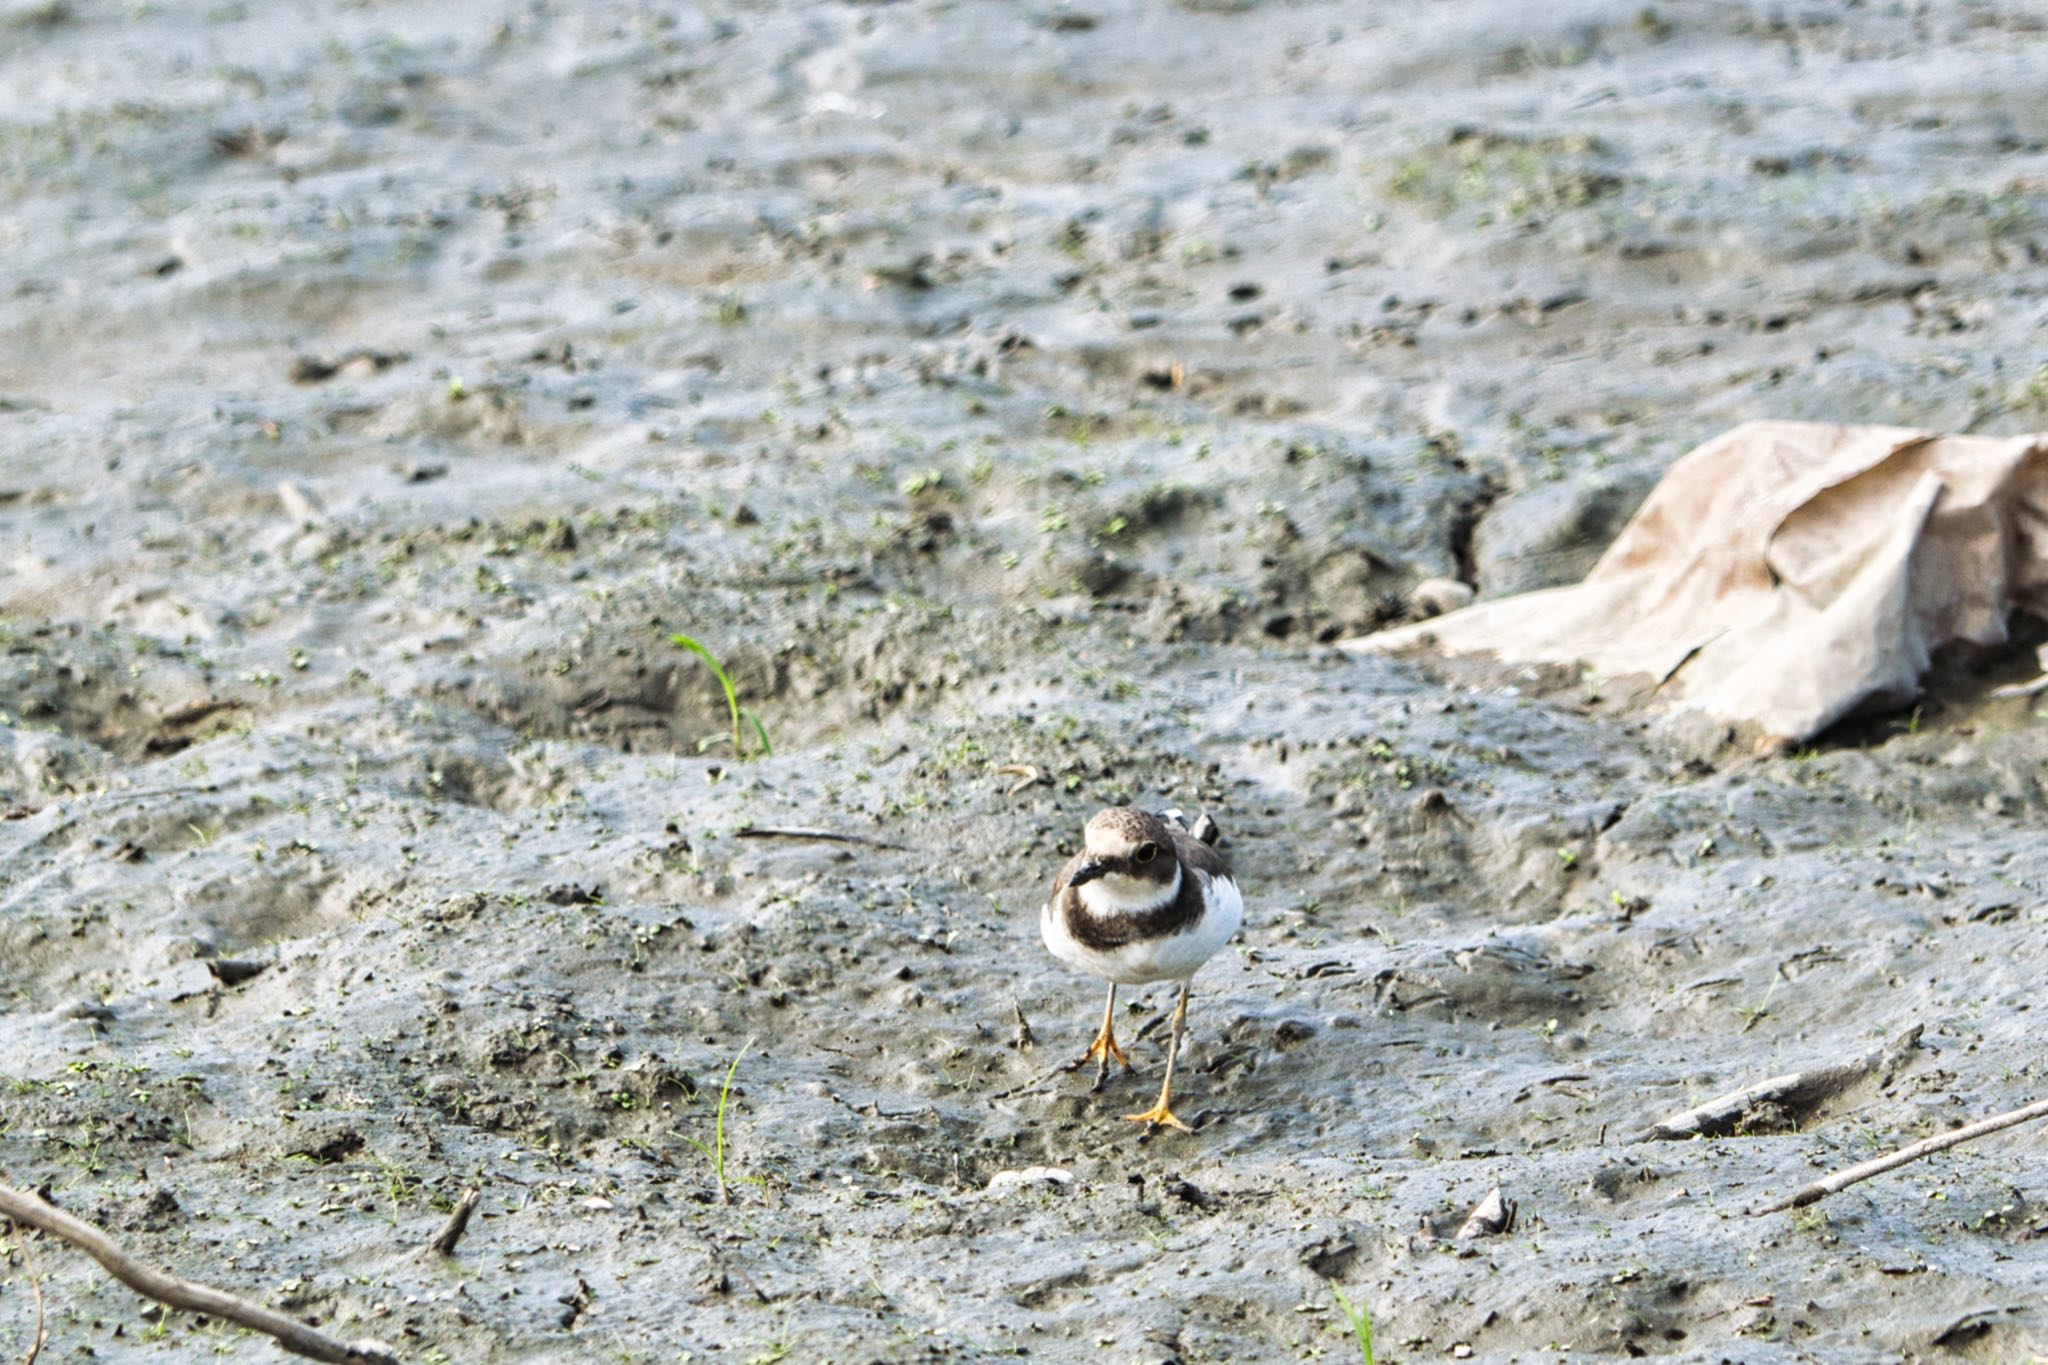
[1122,1099,1194,1134]
[1079,1026,1135,1074]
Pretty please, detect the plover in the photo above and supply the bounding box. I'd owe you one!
[1040,806,1243,1132]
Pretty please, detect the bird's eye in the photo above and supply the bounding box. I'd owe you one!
[1134,842,1158,864]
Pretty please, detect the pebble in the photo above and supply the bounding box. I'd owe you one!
[1411,576,1475,618]
[984,1167,1072,1198]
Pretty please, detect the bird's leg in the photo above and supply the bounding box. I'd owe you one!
[1078,982,1133,1089]
[1125,981,1194,1133]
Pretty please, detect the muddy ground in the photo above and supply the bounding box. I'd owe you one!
[4,1,2048,1361]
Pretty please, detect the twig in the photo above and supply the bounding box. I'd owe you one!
[1634,1026,1922,1142]
[734,827,907,851]
[1749,1096,2048,1216]
[1989,645,2048,699]
[990,1055,1093,1101]
[993,764,1041,796]
[1989,674,2048,699]
[428,1188,480,1257]
[0,1182,397,1364]
[732,1267,776,1305]
[1010,998,1036,1052]
[21,1233,45,1365]
[157,695,242,728]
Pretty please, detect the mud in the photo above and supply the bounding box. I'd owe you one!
[3,1,2048,1361]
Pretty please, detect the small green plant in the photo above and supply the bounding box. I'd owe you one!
[671,634,771,758]
[687,1039,752,1204]
[373,1156,413,1227]
[1331,1284,1375,1365]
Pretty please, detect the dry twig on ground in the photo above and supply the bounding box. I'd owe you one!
[428,1187,481,1257]
[993,764,1042,796]
[1634,1026,1922,1142]
[0,1182,397,1365]
[734,827,908,850]
[21,1237,47,1365]
[1749,1095,2048,1216]
[1010,998,1036,1052]
[990,1056,1090,1101]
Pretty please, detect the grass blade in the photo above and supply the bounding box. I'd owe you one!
[671,632,744,756]
[1331,1284,1375,1365]
[739,705,773,758]
[710,1039,751,1203]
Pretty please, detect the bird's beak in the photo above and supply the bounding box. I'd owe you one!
[1068,859,1110,887]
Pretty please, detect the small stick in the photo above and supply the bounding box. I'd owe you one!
[734,827,907,851]
[1749,1095,2048,1216]
[1990,674,2048,699]
[994,764,1041,796]
[158,695,242,727]
[1634,1026,1922,1142]
[732,1267,775,1305]
[1989,647,2048,699]
[429,1187,481,1257]
[989,1062,1071,1101]
[1010,999,1035,1052]
[0,1182,397,1365]
[22,1242,46,1365]
[990,1049,1105,1101]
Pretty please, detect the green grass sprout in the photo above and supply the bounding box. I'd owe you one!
[671,633,771,758]
[687,1038,753,1203]
[741,705,772,757]
[1332,1284,1376,1365]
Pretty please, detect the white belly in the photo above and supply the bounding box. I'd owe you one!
[1040,875,1243,985]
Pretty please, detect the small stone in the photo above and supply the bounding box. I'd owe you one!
[161,960,217,1003]
[205,958,269,987]
[277,481,325,525]
[1164,1176,1220,1210]
[1454,1186,1516,1240]
[984,1167,1072,1198]
[1273,1018,1317,1044]
[1410,577,1475,618]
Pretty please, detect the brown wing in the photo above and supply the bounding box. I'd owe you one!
[1169,820,1231,881]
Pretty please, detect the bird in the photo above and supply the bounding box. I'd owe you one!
[1039,806,1243,1132]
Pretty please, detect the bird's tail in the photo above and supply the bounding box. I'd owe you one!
[1160,808,1222,846]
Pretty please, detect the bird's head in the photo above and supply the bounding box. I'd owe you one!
[1068,807,1179,904]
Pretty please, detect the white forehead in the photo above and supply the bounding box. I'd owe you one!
[1085,824,1143,855]
[1083,810,1158,856]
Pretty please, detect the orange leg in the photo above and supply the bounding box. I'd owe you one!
[1125,981,1195,1133]
[1079,983,1135,1089]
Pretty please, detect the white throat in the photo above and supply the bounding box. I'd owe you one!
[1078,864,1182,917]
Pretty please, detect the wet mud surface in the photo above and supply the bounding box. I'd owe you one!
[3,1,2048,1360]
